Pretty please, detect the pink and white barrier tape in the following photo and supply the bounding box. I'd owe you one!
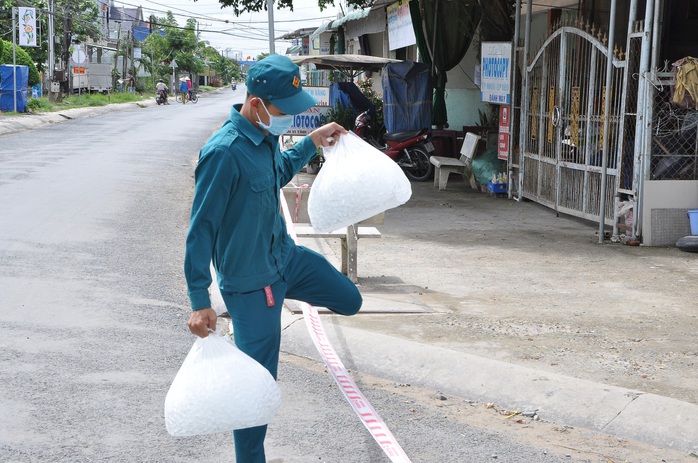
[280,190,411,463]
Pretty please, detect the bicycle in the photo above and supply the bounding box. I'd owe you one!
[175,91,198,104]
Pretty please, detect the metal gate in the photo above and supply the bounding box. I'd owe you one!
[519,23,634,226]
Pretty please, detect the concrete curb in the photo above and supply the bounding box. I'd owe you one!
[0,87,228,137]
[0,99,157,137]
[280,309,698,455]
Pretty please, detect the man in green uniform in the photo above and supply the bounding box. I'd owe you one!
[184,54,362,463]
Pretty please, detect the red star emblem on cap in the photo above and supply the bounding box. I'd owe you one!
[292,76,300,88]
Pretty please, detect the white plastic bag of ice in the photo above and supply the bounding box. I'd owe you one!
[164,332,281,436]
[308,132,412,233]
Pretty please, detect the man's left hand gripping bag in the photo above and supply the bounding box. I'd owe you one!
[164,333,281,436]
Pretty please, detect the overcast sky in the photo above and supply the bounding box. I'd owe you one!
[115,0,343,59]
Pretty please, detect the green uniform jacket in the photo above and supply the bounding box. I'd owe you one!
[184,104,317,310]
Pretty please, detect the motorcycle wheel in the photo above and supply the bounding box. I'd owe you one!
[403,145,433,182]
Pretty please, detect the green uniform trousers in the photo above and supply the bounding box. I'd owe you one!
[221,245,362,463]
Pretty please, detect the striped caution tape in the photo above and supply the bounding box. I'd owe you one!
[280,190,411,463]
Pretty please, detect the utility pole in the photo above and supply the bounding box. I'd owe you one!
[130,31,136,88]
[112,21,121,91]
[122,30,129,90]
[48,0,55,101]
[12,7,17,112]
[62,12,72,96]
[268,0,275,54]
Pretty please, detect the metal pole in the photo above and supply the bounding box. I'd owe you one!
[597,0,618,243]
[48,0,55,83]
[431,0,439,78]
[634,0,657,240]
[12,7,18,113]
[517,0,533,200]
[650,0,661,72]
[509,0,522,199]
[112,22,121,91]
[268,0,275,54]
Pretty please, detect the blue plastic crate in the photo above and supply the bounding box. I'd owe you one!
[487,180,507,194]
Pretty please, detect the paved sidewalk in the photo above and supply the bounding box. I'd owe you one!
[278,172,698,456]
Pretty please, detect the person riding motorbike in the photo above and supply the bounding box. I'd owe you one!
[156,79,169,104]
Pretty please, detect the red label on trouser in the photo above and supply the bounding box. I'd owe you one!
[264,286,275,307]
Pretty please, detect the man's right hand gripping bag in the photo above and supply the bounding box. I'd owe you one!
[164,333,281,437]
[308,132,412,233]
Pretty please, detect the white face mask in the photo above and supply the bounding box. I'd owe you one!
[256,99,294,136]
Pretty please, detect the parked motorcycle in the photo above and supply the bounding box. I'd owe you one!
[353,110,434,181]
[156,90,168,105]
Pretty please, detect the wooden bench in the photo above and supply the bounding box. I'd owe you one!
[281,185,383,283]
[293,224,382,283]
[429,132,481,190]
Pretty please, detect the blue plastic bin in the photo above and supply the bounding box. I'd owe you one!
[688,210,698,236]
[0,91,27,112]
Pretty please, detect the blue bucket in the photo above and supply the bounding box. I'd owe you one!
[688,210,698,236]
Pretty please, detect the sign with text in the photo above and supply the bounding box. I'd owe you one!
[285,106,332,136]
[387,0,416,51]
[480,42,512,105]
[498,105,510,160]
[303,86,330,106]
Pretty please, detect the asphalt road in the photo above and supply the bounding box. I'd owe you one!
[0,89,694,462]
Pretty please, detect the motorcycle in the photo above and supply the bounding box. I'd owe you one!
[232,81,237,91]
[353,109,434,181]
[156,90,168,105]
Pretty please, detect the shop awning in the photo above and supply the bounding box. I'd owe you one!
[291,54,401,77]
[310,21,335,41]
[277,27,318,41]
[309,7,372,41]
[331,7,371,28]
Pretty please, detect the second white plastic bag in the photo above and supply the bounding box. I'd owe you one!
[308,132,412,233]
[164,332,281,437]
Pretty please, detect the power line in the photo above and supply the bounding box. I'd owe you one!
[113,0,334,27]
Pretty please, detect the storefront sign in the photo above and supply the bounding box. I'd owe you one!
[387,0,416,51]
[285,106,332,136]
[303,86,330,106]
[480,42,512,105]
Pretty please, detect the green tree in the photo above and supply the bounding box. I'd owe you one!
[200,45,240,84]
[0,38,41,86]
[142,12,204,82]
[204,0,371,16]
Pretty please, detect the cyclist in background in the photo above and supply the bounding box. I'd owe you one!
[185,76,193,100]
[179,78,189,104]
